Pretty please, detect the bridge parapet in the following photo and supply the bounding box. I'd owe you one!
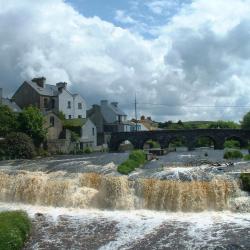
[109,129,250,151]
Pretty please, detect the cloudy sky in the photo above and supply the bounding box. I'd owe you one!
[1,0,250,122]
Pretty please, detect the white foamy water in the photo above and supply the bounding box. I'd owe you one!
[0,202,250,250]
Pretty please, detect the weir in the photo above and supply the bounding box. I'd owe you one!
[0,170,243,212]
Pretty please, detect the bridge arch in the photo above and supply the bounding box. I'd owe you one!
[166,136,188,150]
[117,139,135,152]
[224,136,248,148]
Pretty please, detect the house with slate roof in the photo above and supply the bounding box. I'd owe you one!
[13,77,86,119]
[13,77,96,150]
[0,88,21,112]
[87,100,132,145]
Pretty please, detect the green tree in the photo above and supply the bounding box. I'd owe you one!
[0,105,17,136]
[208,120,240,129]
[241,112,250,129]
[17,106,47,147]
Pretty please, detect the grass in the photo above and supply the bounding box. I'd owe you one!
[117,150,146,175]
[240,173,250,192]
[0,211,31,250]
[223,150,243,159]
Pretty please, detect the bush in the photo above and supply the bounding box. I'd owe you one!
[244,154,250,161]
[240,173,250,192]
[223,150,243,159]
[146,140,160,149]
[1,132,36,159]
[0,211,31,250]
[117,150,146,175]
[224,140,240,149]
[84,147,92,154]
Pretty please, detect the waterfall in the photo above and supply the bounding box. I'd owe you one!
[0,170,244,212]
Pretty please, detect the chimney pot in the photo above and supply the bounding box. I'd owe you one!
[32,77,46,88]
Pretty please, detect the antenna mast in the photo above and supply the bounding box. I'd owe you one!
[135,93,138,132]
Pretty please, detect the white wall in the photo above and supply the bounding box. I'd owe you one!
[58,89,74,119]
[73,94,87,119]
[80,119,97,147]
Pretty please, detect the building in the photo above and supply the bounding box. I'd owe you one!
[13,77,87,119]
[63,118,97,149]
[0,88,21,112]
[87,100,132,145]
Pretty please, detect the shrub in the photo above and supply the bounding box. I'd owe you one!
[243,154,250,161]
[84,147,92,154]
[1,132,36,159]
[240,173,250,192]
[146,140,160,149]
[129,150,146,165]
[224,140,240,149]
[0,211,31,250]
[223,150,243,159]
[117,150,146,175]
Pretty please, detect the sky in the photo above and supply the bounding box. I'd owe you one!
[1,0,250,122]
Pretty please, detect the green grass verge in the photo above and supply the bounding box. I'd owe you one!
[223,150,243,159]
[117,150,146,175]
[0,211,31,250]
[240,173,250,192]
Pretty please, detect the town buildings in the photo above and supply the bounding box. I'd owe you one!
[12,77,97,151]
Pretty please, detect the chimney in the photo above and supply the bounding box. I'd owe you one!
[0,88,2,105]
[111,102,118,107]
[32,77,46,88]
[101,100,108,106]
[56,82,67,90]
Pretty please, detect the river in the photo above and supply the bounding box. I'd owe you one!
[0,150,249,249]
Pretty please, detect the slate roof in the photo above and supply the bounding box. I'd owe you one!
[108,103,127,116]
[26,81,58,96]
[2,98,22,112]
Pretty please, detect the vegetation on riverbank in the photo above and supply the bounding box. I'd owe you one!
[240,173,250,192]
[0,211,31,250]
[223,150,243,159]
[117,150,146,175]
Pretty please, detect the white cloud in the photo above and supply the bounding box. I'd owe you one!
[115,10,137,24]
[1,0,250,122]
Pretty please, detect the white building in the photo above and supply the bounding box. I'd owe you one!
[56,82,86,119]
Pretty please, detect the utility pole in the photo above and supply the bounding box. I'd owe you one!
[135,93,138,132]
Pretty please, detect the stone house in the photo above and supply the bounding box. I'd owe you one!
[63,118,97,149]
[12,77,86,119]
[87,100,132,145]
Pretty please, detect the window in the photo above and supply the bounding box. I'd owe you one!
[67,101,71,109]
[50,116,55,127]
[51,99,55,109]
[78,115,82,118]
[92,127,95,136]
[44,98,48,108]
[68,115,72,119]
[78,103,82,109]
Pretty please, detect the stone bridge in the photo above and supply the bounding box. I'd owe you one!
[109,129,250,151]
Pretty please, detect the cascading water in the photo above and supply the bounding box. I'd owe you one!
[0,170,243,212]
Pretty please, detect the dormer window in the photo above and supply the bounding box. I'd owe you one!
[67,101,71,109]
[78,103,82,109]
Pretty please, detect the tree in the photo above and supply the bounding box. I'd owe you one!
[17,106,47,147]
[241,112,250,129]
[0,105,17,136]
[1,132,36,159]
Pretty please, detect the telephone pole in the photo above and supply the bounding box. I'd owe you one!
[135,93,138,132]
